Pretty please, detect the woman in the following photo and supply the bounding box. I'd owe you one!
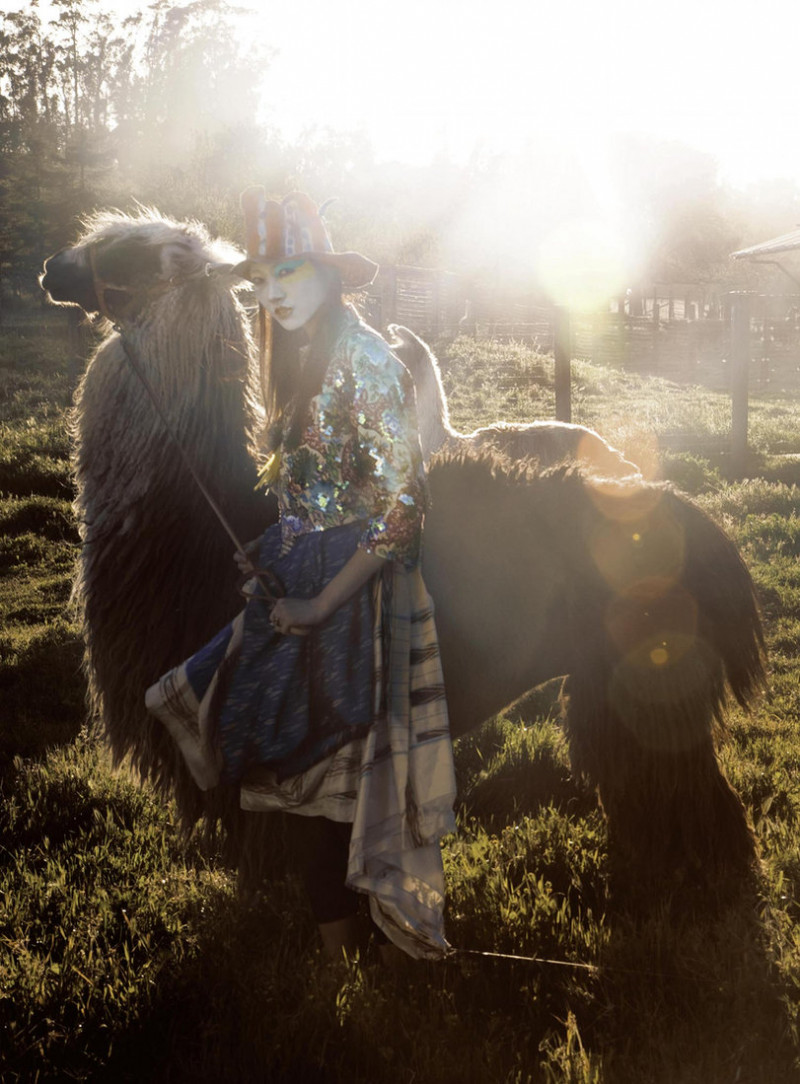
[146,190,456,960]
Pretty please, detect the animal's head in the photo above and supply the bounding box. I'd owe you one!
[40,207,244,323]
[387,324,440,391]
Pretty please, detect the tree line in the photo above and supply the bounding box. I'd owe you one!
[0,0,272,299]
[3,0,800,312]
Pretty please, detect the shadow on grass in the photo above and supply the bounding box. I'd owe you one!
[92,896,596,1084]
[594,889,800,1084]
[93,880,800,1084]
[454,681,599,828]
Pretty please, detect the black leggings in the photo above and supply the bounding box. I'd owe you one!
[291,816,358,924]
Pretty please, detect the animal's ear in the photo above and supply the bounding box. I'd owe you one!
[159,237,202,280]
[387,326,433,377]
[389,324,427,352]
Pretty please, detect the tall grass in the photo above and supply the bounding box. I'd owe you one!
[2,328,800,1082]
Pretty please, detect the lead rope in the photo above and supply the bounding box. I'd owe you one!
[115,333,256,573]
[118,330,291,608]
[447,946,729,985]
[448,947,600,973]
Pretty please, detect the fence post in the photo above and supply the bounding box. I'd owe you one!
[380,265,397,328]
[652,291,660,366]
[553,305,571,423]
[430,271,440,338]
[729,292,752,479]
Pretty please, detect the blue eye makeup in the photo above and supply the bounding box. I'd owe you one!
[274,259,308,278]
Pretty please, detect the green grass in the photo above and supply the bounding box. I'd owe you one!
[2,327,800,1081]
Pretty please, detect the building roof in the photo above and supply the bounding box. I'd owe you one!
[731,229,800,260]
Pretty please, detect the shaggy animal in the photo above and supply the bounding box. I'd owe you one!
[42,213,765,894]
[41,209,276,843]
[388,323,639,477]
[424,451,763,887]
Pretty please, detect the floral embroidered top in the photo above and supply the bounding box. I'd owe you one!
[266,307,426,567]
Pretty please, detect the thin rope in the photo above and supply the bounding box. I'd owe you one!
[449,947,600,974]
[115,337,247,557]
[448,945,729,986]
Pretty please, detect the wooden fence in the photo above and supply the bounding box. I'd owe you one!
[553,293,777,478]
[362,266,466,337]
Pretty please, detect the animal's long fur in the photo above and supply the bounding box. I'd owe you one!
[423,450,765,888]
[388,323,639,478]
[44,209,275,844]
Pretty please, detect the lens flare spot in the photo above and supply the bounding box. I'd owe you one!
[587,479,662,523]
[590,499,686,593]
[604,583,698,656]
[608,633,719,752]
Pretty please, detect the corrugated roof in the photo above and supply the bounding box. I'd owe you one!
[731,229,800,259]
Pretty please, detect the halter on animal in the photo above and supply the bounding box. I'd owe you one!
[86,243,282,606]
[87,243,221,325]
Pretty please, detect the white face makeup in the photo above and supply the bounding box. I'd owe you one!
[248,258,330,332]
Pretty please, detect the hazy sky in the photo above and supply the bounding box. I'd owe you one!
[24,0,800,189]
[251,0,799,192]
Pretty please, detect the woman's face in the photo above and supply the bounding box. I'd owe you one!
[248,258,331,332]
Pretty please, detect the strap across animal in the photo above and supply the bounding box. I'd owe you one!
[87,242,219,325]
[87,243,283,609]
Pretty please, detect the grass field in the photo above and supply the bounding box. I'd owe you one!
[2,324,800,1082]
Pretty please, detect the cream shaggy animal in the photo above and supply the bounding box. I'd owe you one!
[42,209,275,845]
[388,323,639,477]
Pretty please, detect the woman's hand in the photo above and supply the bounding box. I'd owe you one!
[269,596,323,636]
[268,549,386,635]
[234,539,260,575]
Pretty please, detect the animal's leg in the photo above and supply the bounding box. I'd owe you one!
[562,663,758,906]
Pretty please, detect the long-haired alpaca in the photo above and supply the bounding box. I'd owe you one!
[388,323,639,477]
[41,208,275,853]
[43,215,765,898]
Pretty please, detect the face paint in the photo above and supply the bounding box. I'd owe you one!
[248,258,331,332]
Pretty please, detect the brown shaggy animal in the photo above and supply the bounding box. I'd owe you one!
[388,323,639,477]
[41,209,275,844]
[42,213,765,896]
[423,452,764,889]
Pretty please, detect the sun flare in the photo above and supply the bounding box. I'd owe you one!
[537,218,632,311]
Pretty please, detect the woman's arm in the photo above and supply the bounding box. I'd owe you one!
[351,343,426,567]
[269,547,385,634]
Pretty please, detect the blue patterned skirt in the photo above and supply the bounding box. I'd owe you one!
[181,521,375,784]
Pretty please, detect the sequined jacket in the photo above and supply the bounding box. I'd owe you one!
[268,307,426,567]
